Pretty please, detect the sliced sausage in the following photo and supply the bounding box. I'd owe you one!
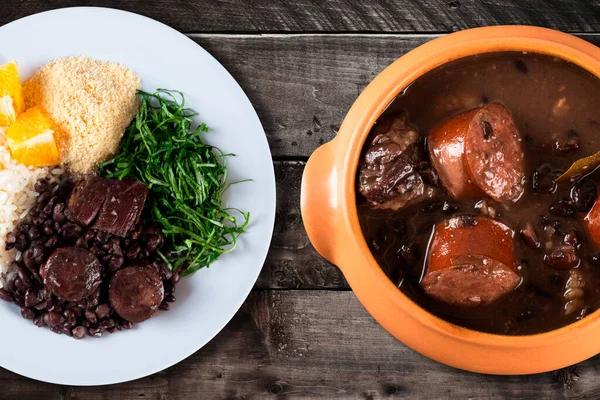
[67,177,108,225]
[43,247,103,301]
[109,266,164,323]
[428,103,525,202]
[68,177,148,237]
[91,179,148,237]
[584,194,600,247]
[421,215,520,307]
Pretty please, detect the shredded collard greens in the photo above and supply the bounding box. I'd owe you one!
[99,89,249,275]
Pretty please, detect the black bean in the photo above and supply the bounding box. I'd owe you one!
[25,289,43,307]
[100,319,116,330]
[159,302,170,311]
[0,288,12,302]
[44,311,63,327]
[44,235,59,249]
[549,198,575,217]
[4,270,17,293]
[61,326,74,337]
[50,325,63,335]
[165,294,176,303]
[27,226,41,241]
[63,309,77,328]
[564,230,580,247]
[107,254,124,274]
[52,203,66,222]
[160,263,173,281]
[5,232,16,250]
[32,244,46,264]
[544,245,580,270]
[75,237,88,248]
[35,180,50,193]
[138,249,150,259]
[120,320,133,330]
[481,121,494,140]
[520,223,541,250]
[95,230,111,244]
[88,326,103,338]
[102,237,122,255]
[16,264,32,287]
[14,233,28,252]
[555,130,580,153]
[33,314,46,327]
[95,304,111,320]
[571,179,597,213]
[72,326,86,339]
[86,290,100,310]
[20,307,35,319]
[61,223,82,241]
[145,235,161,252]
[532,165,558,195]
[171,271,181,285]
[22,249,36,271]
[163,281,175,294]
[84,230,96,243]
[397,243,421,266]
[46,298,61,313]
[43,226,54,235]
[514,59,529,74]
[36,191,51,206]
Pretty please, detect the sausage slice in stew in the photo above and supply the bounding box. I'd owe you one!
[421,215,520,307]
[428,103,525,202]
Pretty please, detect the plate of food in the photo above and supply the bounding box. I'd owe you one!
[0,7,275,385]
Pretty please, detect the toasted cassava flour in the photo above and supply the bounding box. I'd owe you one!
[23,56,141,173]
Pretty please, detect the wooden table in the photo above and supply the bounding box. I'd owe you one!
[2,1,600,398]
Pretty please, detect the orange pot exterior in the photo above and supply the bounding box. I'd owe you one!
[300,26,600,375]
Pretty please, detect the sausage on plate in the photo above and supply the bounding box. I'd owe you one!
[109,266,164,323]
[427,103,525,202]
[421,215,520,307]
[43,246,103,301]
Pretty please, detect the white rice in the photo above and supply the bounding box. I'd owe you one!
[0,131,62,288]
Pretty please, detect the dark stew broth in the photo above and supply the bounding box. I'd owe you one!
[357,51,600,335]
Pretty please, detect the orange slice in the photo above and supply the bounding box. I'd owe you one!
[0,61,25,127]
[6,106,60,167]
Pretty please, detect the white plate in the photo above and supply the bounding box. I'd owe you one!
[0,7,275,385]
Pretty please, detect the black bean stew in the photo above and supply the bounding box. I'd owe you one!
[357,52,600,335]
[0,178,180,339]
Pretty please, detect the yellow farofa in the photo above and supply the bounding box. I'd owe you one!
[23,56,141,173]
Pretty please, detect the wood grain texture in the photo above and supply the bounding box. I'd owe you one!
[2,0,599,33]
[193,33,600,157]
[257,161,348,290]
[1,291,598,399]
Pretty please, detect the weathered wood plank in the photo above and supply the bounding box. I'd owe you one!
[258,161,348,290]
[2,1,600,33]
[192,34,600,157]
[2,291,599,399]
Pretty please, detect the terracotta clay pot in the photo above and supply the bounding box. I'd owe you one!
[300,26,600,374]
